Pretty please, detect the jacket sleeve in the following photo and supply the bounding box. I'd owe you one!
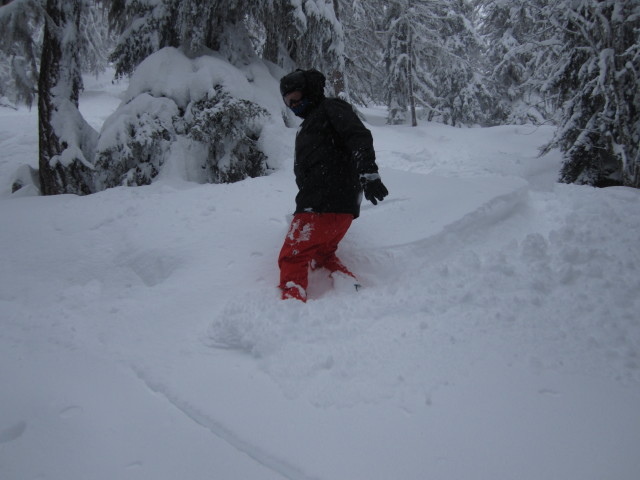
[323,99,379,174]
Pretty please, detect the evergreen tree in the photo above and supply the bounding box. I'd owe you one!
[382,0,486,126]
[543,0,640,188]
[382,0,414,125]
[107,0,257,69]
[1,0,119,195]
[79,3,116,76]
[479,0,561,124]
[1,0,113,106]
[99,0,298,188]
[92,50,271,190]
[107,0,180,77]
[427,0,490,126]
[108,0,346,89]
[256,0,345,93]
[38,0,98,195]
[338,0,386,105]
[97,0,348,188]
[0,0,43,107]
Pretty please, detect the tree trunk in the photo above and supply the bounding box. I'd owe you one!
[38,0,95,195]
[330,0,346,97]
[262,14,279,65]
[407,30,417,127]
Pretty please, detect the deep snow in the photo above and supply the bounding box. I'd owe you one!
[1,68,639,480]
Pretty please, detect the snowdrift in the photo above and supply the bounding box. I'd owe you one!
[1,68,639,480]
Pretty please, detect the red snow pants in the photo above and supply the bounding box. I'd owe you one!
[278,212,355,301]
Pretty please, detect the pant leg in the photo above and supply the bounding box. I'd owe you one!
[278,213,355,300]
[312,213,356,277]
[278,213,319,300]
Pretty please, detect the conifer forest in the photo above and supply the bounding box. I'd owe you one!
[1,0,639,192]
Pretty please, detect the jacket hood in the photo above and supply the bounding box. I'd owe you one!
[280,69,326,102]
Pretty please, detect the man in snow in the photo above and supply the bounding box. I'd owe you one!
[278,68,388,302]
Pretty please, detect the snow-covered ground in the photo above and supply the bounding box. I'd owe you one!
[1,70,639,480]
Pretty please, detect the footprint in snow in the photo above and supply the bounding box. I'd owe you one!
[0,421,27,444]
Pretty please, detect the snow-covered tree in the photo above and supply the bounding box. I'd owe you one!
[338,0,386,105]
[108,0,346,90]
[108,0,266,74]
[79,3,116,76]
[382,0,487,126]
[38,0,98,195]
[107,0,178,77]
[98,0,347,188]
[0,0,113,107]
[382,0,414,125]
[542,0,640,188]
[99,2,277,188]
[478,0,562,124]
[93,47,275,189]
[252,1,346,94]
[0,0,116,195]
[0,0,43,107]
[427,0,491,126]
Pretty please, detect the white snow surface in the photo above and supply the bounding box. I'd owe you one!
[1,64,640,480]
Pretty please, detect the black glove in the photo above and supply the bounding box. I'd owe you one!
[360,173,389,205]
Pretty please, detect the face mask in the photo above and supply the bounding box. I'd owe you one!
[290,98,312,117]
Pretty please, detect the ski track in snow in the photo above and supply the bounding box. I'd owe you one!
[131,365,316,480]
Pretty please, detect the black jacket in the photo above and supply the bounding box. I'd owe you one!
[293,98,378,219]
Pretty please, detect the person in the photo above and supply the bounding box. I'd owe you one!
[278,68,388,302]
